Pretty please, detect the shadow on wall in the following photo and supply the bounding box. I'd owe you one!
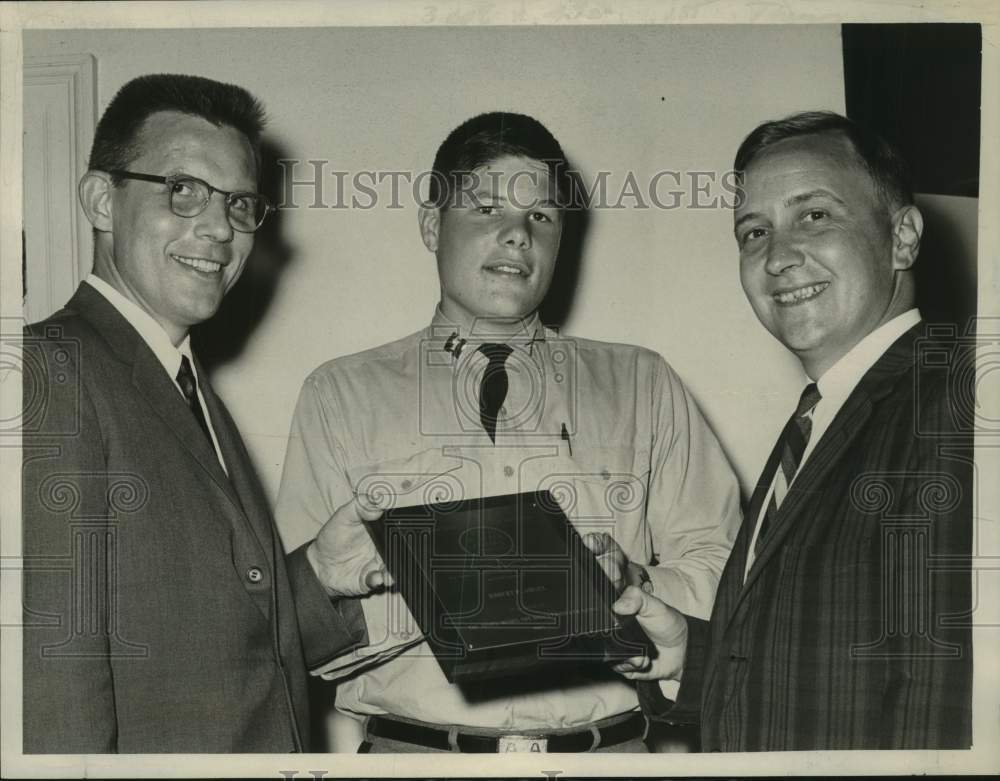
[539,165,591,330]
[913,193,978,332]
[194,139,297,373]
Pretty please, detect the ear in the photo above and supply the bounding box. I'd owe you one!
[78,171,115,232]
[418,205,441,252]
[890,204,923,271]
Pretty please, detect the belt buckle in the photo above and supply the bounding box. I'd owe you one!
[498,735,548,753]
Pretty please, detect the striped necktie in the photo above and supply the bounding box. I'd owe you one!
[176,355,212,443]
[755,382,822,554]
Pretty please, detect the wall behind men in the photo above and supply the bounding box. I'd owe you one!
[25,25,845,499]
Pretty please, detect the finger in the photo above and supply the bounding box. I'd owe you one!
[360,548,393,590]
[582,532,605,554]
[353,492,385,521]
[611,585,644,617]
[612,655,651,675]
[363,568,385,590]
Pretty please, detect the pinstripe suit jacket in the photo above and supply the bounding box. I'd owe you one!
[22,284,367,752]
[642,323,973,750]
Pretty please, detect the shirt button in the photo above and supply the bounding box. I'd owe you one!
[401,479,412,490]
[246,567,264,583]
[503,465,514,478]
[500,405,508,417]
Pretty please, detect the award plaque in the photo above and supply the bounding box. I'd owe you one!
[365,490,652,682]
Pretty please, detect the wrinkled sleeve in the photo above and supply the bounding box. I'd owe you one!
[285,543,369,670]
[642,356,741,619]
[276,374,416,678]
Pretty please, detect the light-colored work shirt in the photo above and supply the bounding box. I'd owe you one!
[84,274,228,472]
[276,308,740,730]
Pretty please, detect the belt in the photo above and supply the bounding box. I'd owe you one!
[367,712,647,753]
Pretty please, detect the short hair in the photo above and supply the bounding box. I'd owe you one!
[733,110,914,213]
[427,111,570,209]
[88,73,266,185]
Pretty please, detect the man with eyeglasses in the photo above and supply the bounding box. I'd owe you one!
[22,73,389,753]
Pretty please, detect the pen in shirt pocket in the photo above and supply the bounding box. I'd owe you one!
[561,422,572,457]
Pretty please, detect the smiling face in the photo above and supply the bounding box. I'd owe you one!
[87,110,257,345]
[419,154,563,333]
[734,133,919,378]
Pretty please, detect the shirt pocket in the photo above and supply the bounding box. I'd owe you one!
[534,446,652,561]
[348,447,472,511]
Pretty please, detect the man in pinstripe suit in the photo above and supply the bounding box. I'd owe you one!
[605,111,973,750]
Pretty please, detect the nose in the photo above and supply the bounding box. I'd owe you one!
[193,192,235,243]
[498,214,531,250]
[763,231,805,275]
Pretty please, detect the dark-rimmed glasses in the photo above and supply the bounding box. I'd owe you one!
[109,170,274,233]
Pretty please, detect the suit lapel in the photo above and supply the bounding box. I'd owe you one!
[67,284,245,518]
[196,356,277,561]
[721,324,922,633]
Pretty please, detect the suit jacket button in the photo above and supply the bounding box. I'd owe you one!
[246,566,264,583]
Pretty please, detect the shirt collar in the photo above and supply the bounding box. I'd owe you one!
[815,308,921,413]
[85,274,193,384]
[428,305,547,363]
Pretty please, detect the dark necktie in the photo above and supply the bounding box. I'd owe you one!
[478,343,513,443]
[755,382,822,554]
[176,355,212,443]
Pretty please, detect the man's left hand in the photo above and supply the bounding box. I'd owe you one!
[307,493,392,598]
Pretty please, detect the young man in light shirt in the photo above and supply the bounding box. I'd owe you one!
[275,111,741,753]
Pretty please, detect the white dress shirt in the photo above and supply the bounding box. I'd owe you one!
[743,308,922,577]
[84,274,228,472]
[657,308,922,701]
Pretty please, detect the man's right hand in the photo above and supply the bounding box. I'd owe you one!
[307,493,392,599]
[611,585,688,681]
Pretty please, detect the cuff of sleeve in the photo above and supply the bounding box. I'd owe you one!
[637,614,708,727]
[287,543,369,670]
[659,679,681,700]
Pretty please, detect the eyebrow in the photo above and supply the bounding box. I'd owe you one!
[470,192,561,208]
[784,189,847,208]
[733,189,846,235]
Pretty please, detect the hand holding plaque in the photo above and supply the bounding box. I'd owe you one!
[364,490,653,682]
[309,492,393,598]
[611,586,688,681]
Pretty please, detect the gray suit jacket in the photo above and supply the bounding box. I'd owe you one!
[22,283,367,752]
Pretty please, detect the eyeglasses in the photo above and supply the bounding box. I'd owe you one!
[109,170,274,233]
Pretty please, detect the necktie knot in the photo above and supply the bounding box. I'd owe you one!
[478,343,512,443]
[794,382,822,419]
[176,355,212,443]
[177,355,198,402]
[479,342,513,363]
[755,382,822,556]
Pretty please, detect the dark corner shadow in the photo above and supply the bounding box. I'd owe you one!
[539,165,591,330]
[914,198,978,331]
[194,138,297,374]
